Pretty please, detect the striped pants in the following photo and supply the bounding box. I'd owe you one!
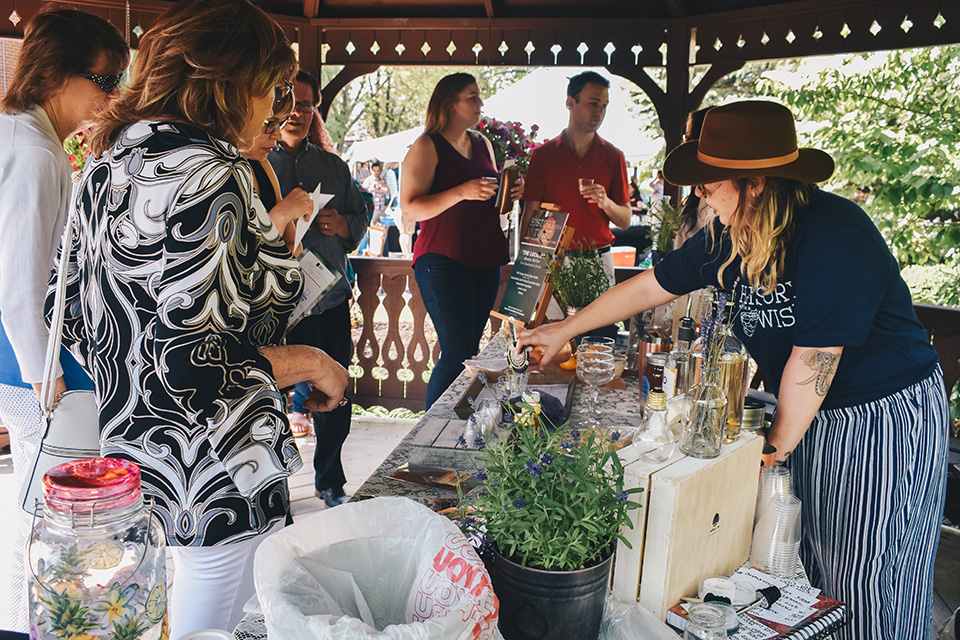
[791,368,949,640]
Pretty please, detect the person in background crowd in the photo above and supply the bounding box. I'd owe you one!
[269,70,368,508]
[520,70,631,286]
[675,107,713,248]
[400,73,522,409]
[0,9,128,631]
[518,101,948,640]
[239,90,312,255]
[362,160,390,227]
[53,2,348,636]
[385,161,400,209]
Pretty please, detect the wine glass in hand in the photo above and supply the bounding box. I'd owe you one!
[576,351,615,428]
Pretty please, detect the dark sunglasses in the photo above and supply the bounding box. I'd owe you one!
[263,116,290,135]
[275,79,293,103]
[82,72,124,94]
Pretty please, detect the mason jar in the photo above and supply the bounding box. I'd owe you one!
[28,458,168,640]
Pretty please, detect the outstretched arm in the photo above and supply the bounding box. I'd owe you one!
[517,268,677,366]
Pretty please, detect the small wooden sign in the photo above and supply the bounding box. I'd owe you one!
[494,207,573,328]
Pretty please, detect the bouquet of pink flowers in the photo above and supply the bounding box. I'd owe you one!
[475,117,539,173]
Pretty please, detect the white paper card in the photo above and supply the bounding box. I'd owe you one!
[294,184,335,247]
[287,251,341,330]
[732,567,822,627]
[730,615,779,640]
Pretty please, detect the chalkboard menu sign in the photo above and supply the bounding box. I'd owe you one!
[494,208,571,327]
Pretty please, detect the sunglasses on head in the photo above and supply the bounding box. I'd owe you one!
[274,79,293,104]
[263,116,290,135]
[82,72,123,94]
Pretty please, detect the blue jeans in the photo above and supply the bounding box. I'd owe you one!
[414,253,500,409]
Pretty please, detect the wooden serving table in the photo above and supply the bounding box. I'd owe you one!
[351,340,644,508]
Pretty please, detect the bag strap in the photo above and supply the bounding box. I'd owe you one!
[40,205,76,415]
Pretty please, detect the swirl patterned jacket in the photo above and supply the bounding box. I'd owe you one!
[50,121,304,546]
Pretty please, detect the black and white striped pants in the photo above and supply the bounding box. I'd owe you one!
[792,367,949,640]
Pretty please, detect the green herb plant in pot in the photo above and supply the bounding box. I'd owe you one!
[460,387,642,640]
[549,248,609,317]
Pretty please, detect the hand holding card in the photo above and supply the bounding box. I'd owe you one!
[294,183,335,246]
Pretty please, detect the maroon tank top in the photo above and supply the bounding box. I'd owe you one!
[412,131,509,269]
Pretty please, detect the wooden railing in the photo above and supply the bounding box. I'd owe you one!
[348,257,511,410]
[348,258,960,424]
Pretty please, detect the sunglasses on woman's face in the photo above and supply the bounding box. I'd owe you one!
[263,116,290,135]
[274,79,294,104]
[82,72,123,94]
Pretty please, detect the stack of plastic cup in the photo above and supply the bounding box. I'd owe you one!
[750,493,802,579]
[754,465,792,529]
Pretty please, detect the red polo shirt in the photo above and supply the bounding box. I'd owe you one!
[523,133,629,249]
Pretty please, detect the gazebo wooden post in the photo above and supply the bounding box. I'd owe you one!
[611,25,743,206]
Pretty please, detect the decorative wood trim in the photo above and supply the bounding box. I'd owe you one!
[319,62,380,121]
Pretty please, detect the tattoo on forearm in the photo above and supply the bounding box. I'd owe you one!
[775,451,791,466]
[798,349,840,396]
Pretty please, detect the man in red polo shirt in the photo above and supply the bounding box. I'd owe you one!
[521,71,632,285]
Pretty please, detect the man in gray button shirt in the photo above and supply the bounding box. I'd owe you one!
[269,71,368,507]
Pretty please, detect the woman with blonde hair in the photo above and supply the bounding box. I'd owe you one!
[53,0,347,636]
[0,8,127,630]
[519,101,947,640]
[401,73,522,408]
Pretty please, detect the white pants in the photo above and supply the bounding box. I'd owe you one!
[0,382,44,633]
[169,520,283,640]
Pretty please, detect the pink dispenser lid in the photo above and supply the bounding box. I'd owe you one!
[43,458,142,518]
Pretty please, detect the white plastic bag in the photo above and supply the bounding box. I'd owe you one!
[255,497,500,640]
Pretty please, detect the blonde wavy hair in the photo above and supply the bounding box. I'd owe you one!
[89,0,296,155]
[713,177,815,294]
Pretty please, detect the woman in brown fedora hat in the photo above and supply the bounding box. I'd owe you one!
[518,100,948,639]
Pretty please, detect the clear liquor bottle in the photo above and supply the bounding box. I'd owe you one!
[662,315,696,399]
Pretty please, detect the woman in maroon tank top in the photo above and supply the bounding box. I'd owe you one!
[401,73,524,408]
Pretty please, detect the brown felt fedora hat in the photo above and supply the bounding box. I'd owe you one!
[663,101,834,186]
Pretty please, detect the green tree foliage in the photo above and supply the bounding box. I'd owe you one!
[755,46,960,266]
[321,65,530,150]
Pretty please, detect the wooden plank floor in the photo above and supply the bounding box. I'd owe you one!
[286,415,416,519]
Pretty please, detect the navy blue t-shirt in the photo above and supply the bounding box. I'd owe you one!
[654,189,937,410]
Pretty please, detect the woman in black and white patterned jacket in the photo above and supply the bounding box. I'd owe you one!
[49,1,347,636]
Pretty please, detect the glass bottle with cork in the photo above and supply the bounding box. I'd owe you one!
[663,313,696,399]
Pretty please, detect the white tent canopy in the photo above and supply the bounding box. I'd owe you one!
[343,126,423,166]
[343,67,661,166]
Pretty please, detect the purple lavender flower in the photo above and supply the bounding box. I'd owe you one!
[539,452,554,465]
[513,496,525,509]
[477,371,487,385]
[610,431,621,442]
[476,471,488,482]
[473,434,486,450]
[456,435,467,448]
[618,490,629,503]
[571,428,581,443]
[560,439,574,450]
[525,460,542,478]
